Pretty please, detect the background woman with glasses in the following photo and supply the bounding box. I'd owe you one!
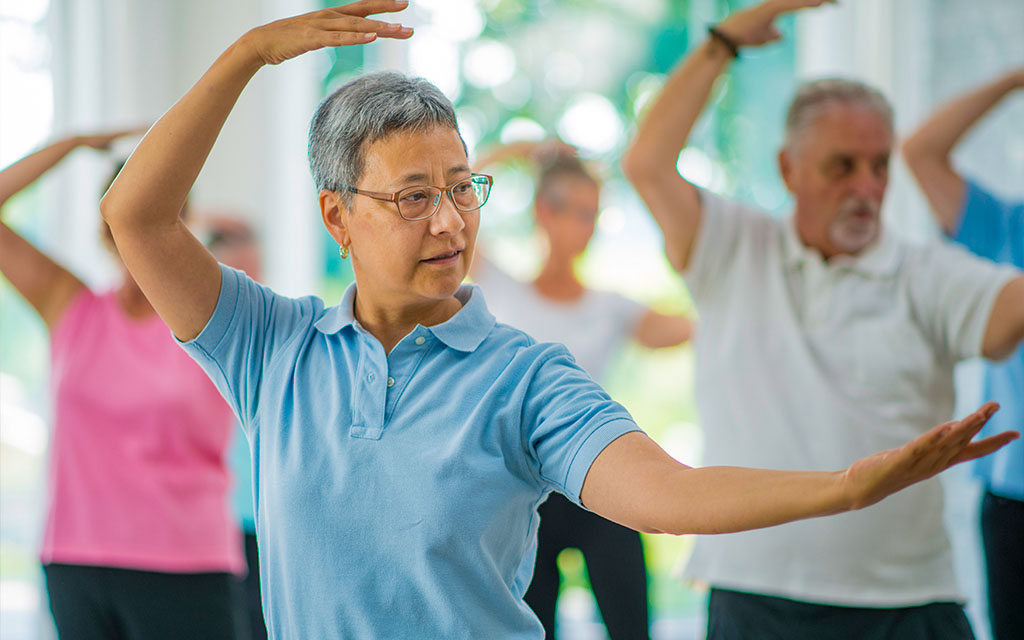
[97,2,1017,638]
[472,143,691,639]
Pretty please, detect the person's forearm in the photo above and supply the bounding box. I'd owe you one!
[623,38,733,177]
[100,39,263,233]
[643,465,848,535]
[903,71,1020,164]
[0,137,81,209]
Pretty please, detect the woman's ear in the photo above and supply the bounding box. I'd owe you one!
[320,189,351,248]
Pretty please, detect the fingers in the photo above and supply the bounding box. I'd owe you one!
[317,15,413,39]
[328,0,410,19]
[950,431,1020,465]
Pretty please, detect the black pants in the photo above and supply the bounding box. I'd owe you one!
[707,588,974,640]
[44,564,241,640]
[981,491,1024,640]
[524,493,649,640]
[239,532,269,640]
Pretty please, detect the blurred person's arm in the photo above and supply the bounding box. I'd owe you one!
[902,68,1024,234]
[623,0,831,272]
[983,276,1024,361]
[581,403,1017,535]
[633,310,693,348]
[100,2,412,342]
[0,131,137,328]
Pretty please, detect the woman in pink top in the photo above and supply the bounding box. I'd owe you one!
[0,132,245,639]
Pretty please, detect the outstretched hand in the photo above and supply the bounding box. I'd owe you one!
[241,0,413,67]
[843,402,1018,510]
[718,0,835,48]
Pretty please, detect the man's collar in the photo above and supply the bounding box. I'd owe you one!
[313,283,495,352]
[781,216,900,277]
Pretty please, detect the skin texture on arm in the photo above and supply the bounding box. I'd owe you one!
[580,403,1017,536]
[623,0,832,272]
[902,68,1024,234]
[633,309,693,348]
[0,132,137,328]
[99,1,413,341]
[982,276,1024,361]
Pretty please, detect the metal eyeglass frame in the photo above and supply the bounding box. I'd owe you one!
[344,173,494,221]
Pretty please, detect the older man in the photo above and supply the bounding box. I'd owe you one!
[904,68,1024,640]
[624,1,1024,639]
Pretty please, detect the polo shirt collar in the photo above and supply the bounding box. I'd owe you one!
[313,283,495,353]
[781,215,900,278]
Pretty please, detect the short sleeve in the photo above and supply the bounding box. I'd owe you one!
[519,345,641,505]
[953,180,1024,264]
[683,189,773,303]
[179,263,320,432]
[908,242,1021,361]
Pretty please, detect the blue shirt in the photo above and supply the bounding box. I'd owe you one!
[182,265,640,639]
[955,180,1024,501]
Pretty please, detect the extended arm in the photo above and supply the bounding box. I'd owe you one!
[99,1,412,341]
[581,403,1016,535]
[633,309,693,348]
[0,131,137,327]
[622,0,830,271]
[902,69,1024,234]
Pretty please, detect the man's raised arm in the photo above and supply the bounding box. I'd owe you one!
[623,0,831,272]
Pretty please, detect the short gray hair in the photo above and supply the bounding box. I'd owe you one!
[308,71,464,203]
[784,78,893,150]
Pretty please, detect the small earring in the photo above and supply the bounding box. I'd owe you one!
[339,245,349,260]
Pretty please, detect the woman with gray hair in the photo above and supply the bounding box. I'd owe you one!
[99,2,1017,638]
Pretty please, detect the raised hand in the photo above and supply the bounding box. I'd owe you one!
[240,0,413,67]
[843,402,1018,510]
[717,0,834,48]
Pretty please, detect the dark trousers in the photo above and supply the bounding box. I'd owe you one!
[44,563,241,640]
[707,588,974,640]
[981,491,1024,640]
[524,493,649,640]
[239,532,269,640]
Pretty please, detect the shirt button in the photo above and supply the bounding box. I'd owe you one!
[415,336,426,346]
[386,377,395,388]
[367,374,375,383]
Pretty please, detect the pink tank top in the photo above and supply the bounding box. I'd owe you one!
[42,289,244,574]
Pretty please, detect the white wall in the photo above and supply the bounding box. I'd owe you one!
[47,0,322,296]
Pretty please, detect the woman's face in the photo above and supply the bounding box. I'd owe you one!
[535,176,600,260]
[322,125,478,308]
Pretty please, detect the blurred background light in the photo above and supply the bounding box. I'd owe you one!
[557,93,622,155]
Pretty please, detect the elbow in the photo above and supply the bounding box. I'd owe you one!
[622,145,656,188]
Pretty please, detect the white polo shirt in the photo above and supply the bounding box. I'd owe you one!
[682,191,1020,607]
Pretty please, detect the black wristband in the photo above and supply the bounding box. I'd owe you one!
[707,25,740,59]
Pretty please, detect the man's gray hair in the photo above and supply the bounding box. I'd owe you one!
[784,78,894,150]
[308,71,464,202]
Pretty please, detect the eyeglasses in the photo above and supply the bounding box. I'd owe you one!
[345,173,493,221]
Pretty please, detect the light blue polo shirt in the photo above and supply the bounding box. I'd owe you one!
[182,264,640,639]
[955,180,1024,501]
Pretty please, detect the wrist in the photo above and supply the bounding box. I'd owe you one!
[224,33,268,78]
[707,25,740,59]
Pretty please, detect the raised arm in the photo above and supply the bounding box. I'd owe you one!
[0,131,138,328]
[581,402,1017,535]
[622,0,831,272]
[100,1,412,341]
[902,68,1024,234]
